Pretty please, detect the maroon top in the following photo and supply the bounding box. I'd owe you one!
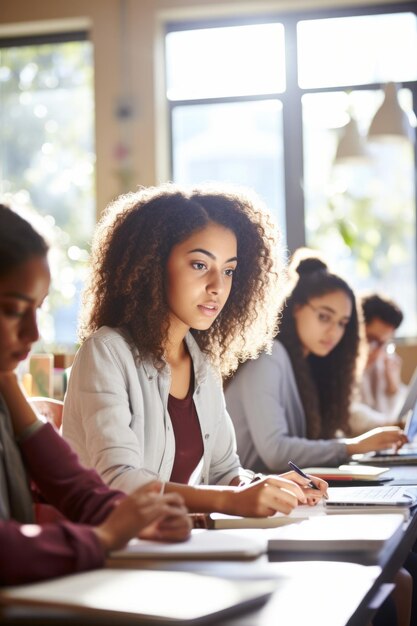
[168,381,204,484]
[0,423,124,586]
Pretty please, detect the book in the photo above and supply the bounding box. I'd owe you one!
[302,464,390,481]
[109,528,266,560]
[266,513,404,554]
[0,569,277,624]
[190,509,310,530]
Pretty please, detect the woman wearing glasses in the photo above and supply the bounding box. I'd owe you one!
[225,249,407,474]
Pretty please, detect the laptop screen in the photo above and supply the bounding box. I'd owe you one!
[405,401,417,441]
[397,365,417,422]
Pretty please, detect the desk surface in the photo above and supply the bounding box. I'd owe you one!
[0,560,384,626]
[1,467,417,626]
[386,464,417,484]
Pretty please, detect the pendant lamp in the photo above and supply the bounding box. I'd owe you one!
[367,82,415,143]
[334,115,369,163]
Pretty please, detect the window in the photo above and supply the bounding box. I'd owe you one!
[0,33,95,348]
[166,5,417,336]
[166,22,287,239]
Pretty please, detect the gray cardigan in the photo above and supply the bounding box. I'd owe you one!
[224,341,348,473]
[62,326,242,493]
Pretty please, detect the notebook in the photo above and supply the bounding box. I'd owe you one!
[0,569,277,624]
[266,513,404,554]
[190,511,309,530]
[109,528,266,560]
[325,485,417,509]
[301,465,390,482]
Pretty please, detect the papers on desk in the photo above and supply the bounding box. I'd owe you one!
[109,528,266,560]
[266,513,404,554]
[0,569,277,623]
[110,510,403,561]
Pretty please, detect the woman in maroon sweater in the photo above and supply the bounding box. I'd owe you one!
[0,204,191,585]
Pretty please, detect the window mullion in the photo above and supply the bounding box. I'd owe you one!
[283,18,305,252]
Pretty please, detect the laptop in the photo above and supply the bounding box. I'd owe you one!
[394,364,417,424]
[353,398,417,464]
[325,485,417,508]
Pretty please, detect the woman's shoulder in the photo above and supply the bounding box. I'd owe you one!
[271,339,291,363]
[83,326,131,349]
[76,326,138,367]
[243,340,290,368]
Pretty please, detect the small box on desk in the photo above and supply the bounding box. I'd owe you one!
[29,354,54,398]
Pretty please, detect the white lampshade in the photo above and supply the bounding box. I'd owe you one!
[334,116,369,163]
[367,82,415,143]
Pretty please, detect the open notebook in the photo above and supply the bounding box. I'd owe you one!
[0,569,277,624]
[109,528,266,560]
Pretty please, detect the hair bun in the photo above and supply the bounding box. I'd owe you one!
[295,256,327,277]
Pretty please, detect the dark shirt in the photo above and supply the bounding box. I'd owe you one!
[168,379,204,484]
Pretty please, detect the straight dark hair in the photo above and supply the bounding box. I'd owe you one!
[277,253,359,439]
[0,204,48,276]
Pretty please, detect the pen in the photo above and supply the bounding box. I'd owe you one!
[159,482,165,495]
[288,460,328,499]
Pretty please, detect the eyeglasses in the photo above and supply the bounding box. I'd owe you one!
[306,302,349,331]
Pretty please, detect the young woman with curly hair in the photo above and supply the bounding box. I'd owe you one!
[62,184,328,516]
[225,249,407,474]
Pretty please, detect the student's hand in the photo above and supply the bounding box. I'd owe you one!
[346,426,408,456]
[280,470,329,505]
[138,493,192,543]
[229,475,307,517]
[94,481,191,552]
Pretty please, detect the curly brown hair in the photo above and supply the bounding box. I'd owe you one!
[80,183,284,376]
[277,249,360,439]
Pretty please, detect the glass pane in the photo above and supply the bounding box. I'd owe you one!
[303,89,417,336]
[166,23,285,100]
[172,99,285,237]
[0,40,95,347]
[298,13,417,88]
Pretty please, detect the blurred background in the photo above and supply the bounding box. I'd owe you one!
[0,0,416,363]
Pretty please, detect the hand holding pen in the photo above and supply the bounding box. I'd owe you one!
[288,460,329,501]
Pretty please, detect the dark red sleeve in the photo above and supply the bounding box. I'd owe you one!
[20,423,124,525]
[0,518,104,585]
[0,424,128,585]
